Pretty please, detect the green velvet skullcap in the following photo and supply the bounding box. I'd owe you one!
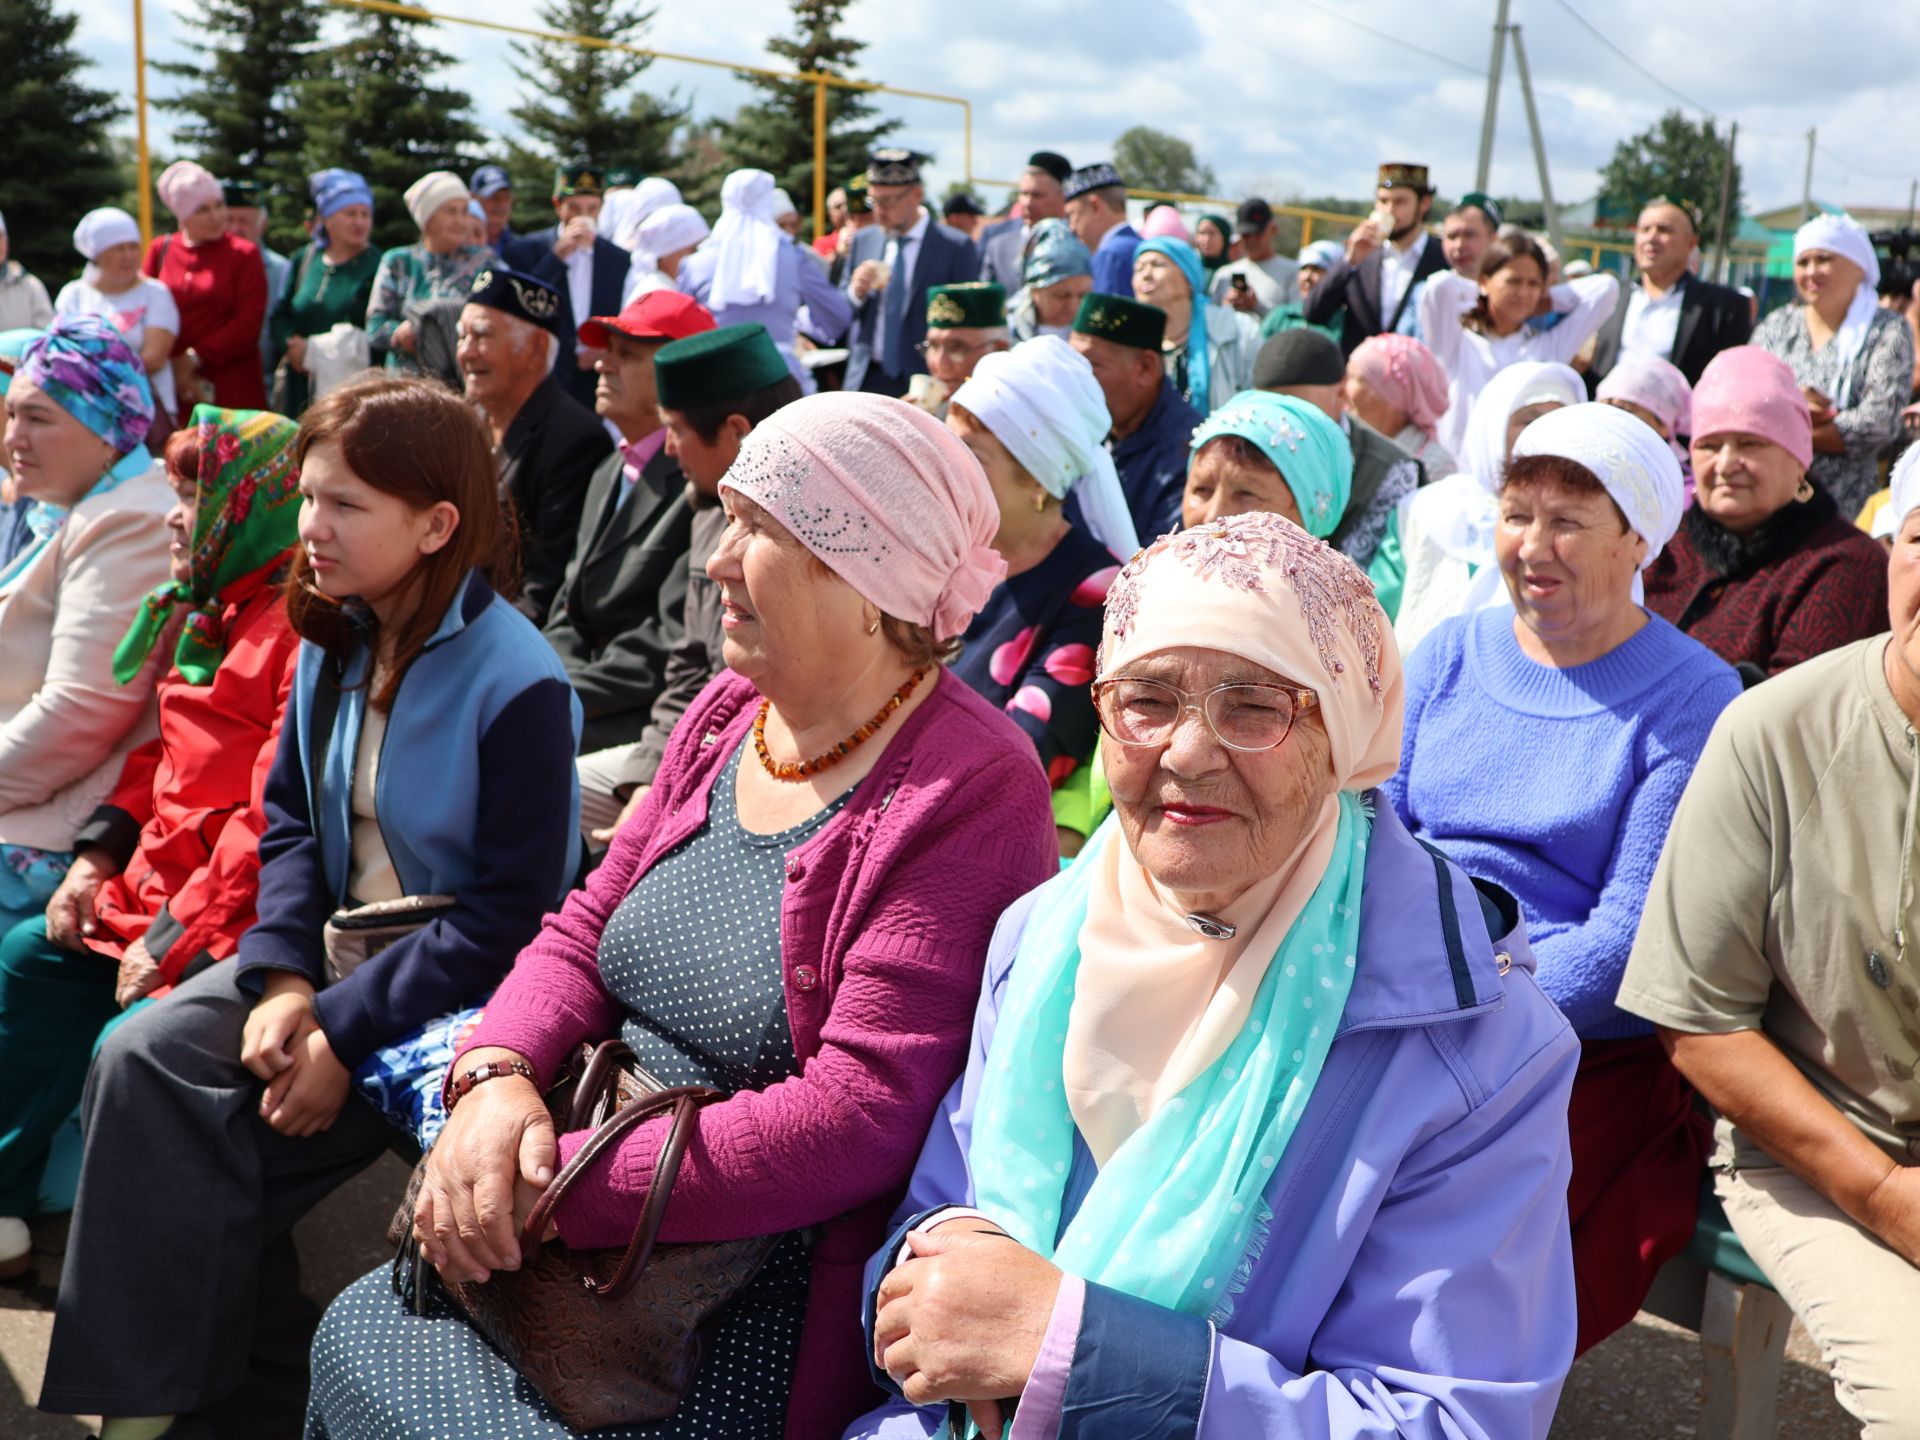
[654,323,792,412]
[926,283,1006,329]
[1071,292,1167,351]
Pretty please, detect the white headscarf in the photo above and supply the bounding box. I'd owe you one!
[73,207,143,287]
[637,204,710,262]
[609,176,685,257]
[705,169,783,310]
[771,188,799,220]
[1887,444,1920,538]
[1794,213,1883,408]
[1511,401,1684,568]
[949,336,1141,560]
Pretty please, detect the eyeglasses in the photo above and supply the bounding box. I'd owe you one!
[1092,677,1318,753]
[915,338,992,360]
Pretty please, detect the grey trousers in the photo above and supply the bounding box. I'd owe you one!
[39,962,394,1434]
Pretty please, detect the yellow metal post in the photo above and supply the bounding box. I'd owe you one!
[1301,216,1313,247]
[133,0,153,244]
[813,78,828,242]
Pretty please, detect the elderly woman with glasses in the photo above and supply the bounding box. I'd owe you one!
[848,509,1581,1440]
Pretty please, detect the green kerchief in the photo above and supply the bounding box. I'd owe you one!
[926,282,1005,329]
[1072,293,1167,352]
[655,323,791,411]
[113,406,301,687]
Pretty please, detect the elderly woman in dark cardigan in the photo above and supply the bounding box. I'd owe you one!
[303,393,1059,1440]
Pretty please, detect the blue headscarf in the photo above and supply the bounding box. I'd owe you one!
[309,168,374,251]
[1023,218,1092,290]
[1189,390,1353,538]
[1135,235,1214,417]
[17,313,154,456]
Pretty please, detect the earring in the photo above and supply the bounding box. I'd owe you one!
[866,617,880,636]
[1795,478,1815,503]
[1031,490,1049,514]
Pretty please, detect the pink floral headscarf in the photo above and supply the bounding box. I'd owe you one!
[1348,334,1449,442]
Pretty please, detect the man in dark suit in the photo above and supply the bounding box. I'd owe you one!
[1302,162,1449,356]
[458,265,612,624]
[842,148,981,396]
[543,289,721,835]
[506,162,633,408]
[1585,197,1753,395]
[978,150,1073,292]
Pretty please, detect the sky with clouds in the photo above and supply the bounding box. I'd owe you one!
[73,0,1920,217]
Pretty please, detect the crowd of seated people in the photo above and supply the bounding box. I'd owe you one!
[1,142,1917,1440]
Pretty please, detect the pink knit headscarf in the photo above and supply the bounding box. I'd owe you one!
[1139,206,1192,243]
[1689,345,1813,471]
[719,392,1006,641]
[1348,334,1449,441]
[157,161,223,223]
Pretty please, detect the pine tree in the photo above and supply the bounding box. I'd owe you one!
[152,0,323,250]
[0,0,123,288]
[296,7,483,254]
[508,0,685,175]
[715,0,898,214]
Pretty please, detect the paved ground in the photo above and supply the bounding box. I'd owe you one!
[0,1160,1861,1438]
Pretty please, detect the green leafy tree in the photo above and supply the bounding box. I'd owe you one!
[152,0,323,251]
[296,7,482,254]
[715,0,899,226]
[508,0,685,175]
[0,0,125,287]
[1599,109,1742,247]
[1113,126,1216,198]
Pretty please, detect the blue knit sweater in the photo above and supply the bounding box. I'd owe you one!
[1386,607,1741,1039]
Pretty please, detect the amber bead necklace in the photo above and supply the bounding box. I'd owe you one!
[752,667,928,782]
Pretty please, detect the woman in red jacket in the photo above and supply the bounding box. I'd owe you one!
[143,161,269,415]
[0,406,300,1279]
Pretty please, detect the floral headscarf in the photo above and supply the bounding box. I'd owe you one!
[112,406,301,685]
[16,313,155,456]
[1188,390,1353,538]
[1022,218,1092,291]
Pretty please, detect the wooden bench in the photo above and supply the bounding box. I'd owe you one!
[1641,1181,1793,1440]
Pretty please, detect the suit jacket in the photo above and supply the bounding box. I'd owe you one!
[1302,237,1448,356]
[1585,272,1754,395]
[978,218,1026,292]
[842,217,981,393]
[509,229,633,408]
[542,442,694,755]
[497,375,611,625]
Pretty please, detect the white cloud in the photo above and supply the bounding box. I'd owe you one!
[68,0,1920,218]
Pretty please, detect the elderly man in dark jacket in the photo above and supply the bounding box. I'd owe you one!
[458,265,611,623]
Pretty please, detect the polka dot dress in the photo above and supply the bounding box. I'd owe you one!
[307,742,846,1440]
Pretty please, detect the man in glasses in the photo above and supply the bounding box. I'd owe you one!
[906,282,1010,418]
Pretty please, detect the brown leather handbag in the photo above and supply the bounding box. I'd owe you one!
[388,1040,780,1429]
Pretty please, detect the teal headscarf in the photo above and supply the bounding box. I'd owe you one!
[1135,235,1215,416]
[1189,390,1353,538]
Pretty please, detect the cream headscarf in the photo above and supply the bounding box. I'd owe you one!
[1066,512,1403,1161]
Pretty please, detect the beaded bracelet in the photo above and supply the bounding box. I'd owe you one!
[446,1059,538,1111]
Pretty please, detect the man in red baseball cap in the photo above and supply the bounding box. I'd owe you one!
[542,289,717,837]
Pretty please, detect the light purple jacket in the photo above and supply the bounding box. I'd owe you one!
[847,800,1580,1440]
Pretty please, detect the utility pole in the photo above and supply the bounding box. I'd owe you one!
[1800,127,1816,225]
[1474,0,1512,193]
[1906,178,1916,232]
[1507,26,1563,256]
[1712,120,1738,284]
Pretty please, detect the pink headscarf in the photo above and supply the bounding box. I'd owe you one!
[1596,354,1692,468]
[1139,206,1192,243]
[157,161,222,223]
[719,392,1006,641]
[1348,334,1449,442]
[1690,345,1813,471]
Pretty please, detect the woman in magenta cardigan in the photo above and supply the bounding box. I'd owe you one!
[306,393,1059,1440]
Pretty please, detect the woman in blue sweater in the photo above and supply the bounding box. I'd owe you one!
[1386,402,1740,1358]
[40,374,582,1440]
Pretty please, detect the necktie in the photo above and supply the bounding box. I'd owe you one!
[882,233,908,375]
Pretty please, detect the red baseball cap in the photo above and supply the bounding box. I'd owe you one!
[578,290,716,349]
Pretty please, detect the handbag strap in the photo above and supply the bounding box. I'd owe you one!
[521,1080,724,1300]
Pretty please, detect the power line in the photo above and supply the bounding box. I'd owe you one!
[1288,0,1485,78]
[1548,0,1719,119]
[1814,143,1912,188]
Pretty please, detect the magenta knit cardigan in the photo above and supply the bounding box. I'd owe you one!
[457,667,1058,1439]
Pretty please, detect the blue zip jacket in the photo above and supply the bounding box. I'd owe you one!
[237,570,582,1068]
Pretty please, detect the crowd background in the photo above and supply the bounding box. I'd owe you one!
[5,2,1920,1439]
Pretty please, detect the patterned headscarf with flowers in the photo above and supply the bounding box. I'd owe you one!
[112,406,301,685]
